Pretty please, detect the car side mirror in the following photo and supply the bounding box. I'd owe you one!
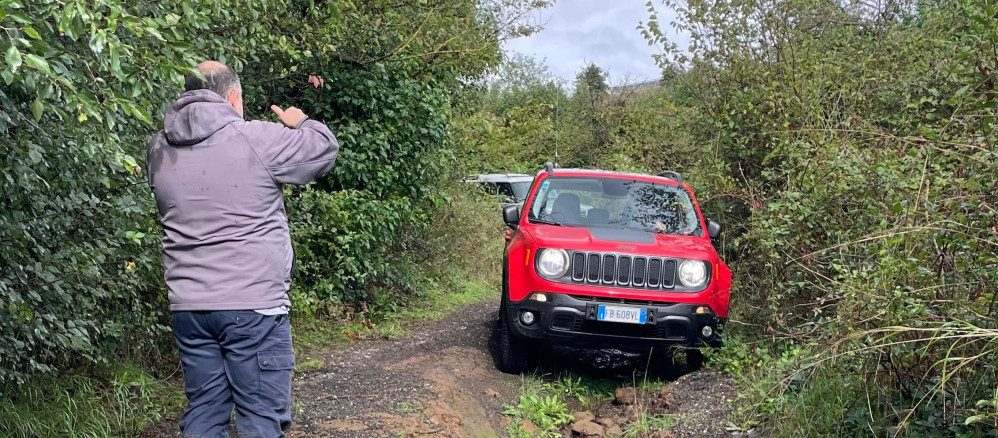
[503,204,520,229]
[707,219,722,239]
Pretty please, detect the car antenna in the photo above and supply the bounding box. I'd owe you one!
[554,85,559,169]
[658,170,683,185]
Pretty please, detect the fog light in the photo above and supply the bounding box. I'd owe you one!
[530,293,548,302]
[695,306,713,314]
[520,311,536,325]
[701,325,714,338]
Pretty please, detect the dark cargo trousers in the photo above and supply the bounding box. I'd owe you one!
[172,311,295,438]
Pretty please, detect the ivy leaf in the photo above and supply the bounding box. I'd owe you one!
[109,45,122,79]
[23,27,41,39]
[5,44,22,73]
[31,97,43,120]
[124,231,146,244]
[27,148,42,164]
[24,54,52,75]
[88,31,106,54]
[131,105,153,124]
[7,13,31,25]
[145,27,165,41]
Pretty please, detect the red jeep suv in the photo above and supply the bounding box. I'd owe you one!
[493,165,732,373]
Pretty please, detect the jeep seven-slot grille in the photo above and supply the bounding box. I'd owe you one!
[662,259,677,288]
[617,256,631,283]
[571,253,586,280]
[601,255,615,283]
[575,251,678,290]
[586,254,601,282]
[647,258,662,287]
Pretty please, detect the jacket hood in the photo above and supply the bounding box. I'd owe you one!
[163,90,242,146]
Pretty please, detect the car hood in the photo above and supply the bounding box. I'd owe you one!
[525,225,717,260]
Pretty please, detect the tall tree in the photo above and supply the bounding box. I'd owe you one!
[568,63,611,166]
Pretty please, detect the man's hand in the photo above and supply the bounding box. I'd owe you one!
[270,105,308,129]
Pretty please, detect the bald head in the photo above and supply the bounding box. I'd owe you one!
[186,61,241,95]
[185,60,243,116]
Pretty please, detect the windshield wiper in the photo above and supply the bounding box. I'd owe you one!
[529,217,564,226]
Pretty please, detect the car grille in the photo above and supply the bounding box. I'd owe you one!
[571,251,678,290]
[551,317,688,341]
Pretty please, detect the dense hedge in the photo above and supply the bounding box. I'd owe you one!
[0,0,546,391]
[1,0,209,389]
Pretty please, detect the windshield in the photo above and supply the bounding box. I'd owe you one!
[510,181,532,201]
[527,176,703,236]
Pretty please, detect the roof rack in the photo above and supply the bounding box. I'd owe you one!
[657,171,683,184]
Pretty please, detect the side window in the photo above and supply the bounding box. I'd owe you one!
[496,183,517,203]
[481,182,499,198]
[496,183,514,198]
[530,187,558,218]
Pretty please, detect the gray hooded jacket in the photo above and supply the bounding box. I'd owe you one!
[147,90,339,311]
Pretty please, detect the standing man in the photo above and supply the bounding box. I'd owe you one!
[146,60,339,437]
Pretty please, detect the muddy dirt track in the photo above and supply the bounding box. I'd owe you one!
[290,300,518,437]
[149,300,740,437]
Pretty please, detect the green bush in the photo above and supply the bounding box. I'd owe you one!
[0,0,217,389]
[282,62,458,314]
[637,0,998,434]
[0,0,549,394]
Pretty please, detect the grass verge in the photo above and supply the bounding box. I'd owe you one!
[503,370,677,438]
[504,375,576,438]
[0,363,185,438]
[712,321,998,438]
[290,275,494,370]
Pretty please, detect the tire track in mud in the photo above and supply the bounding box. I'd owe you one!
[289,300,518,437]
[147,299,738,438]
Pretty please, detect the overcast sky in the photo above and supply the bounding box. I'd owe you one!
[504,0,676,84]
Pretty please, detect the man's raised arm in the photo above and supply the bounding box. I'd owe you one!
[246,105,339,185]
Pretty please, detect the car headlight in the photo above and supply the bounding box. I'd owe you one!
[536,248,570,279]
[678,259,709,288]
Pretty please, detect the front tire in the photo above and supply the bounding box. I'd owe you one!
[686,348,705,371]
[493,307,531,374]
[647,347,704,379]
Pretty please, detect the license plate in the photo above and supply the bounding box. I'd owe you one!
[596,305,648,324]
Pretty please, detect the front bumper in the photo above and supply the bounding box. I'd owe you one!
[506,293,724,350]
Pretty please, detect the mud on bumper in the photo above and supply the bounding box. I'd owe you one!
[506,293,724,350]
